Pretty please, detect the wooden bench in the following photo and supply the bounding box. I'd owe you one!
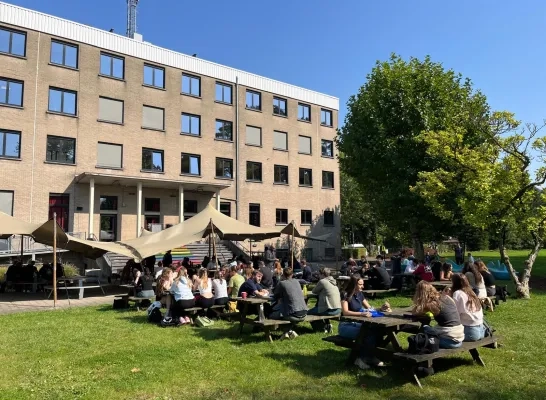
[393,335,501,388]
[114,295,156,311]
[46,284,103,300]
[254,314,340,342]
[362,288,399,299]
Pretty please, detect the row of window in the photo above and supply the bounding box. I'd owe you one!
[0,80,335,157]
[0,26,335,126]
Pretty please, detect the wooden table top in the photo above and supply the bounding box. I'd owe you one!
[431,281,451,287]
[342,314,420,328]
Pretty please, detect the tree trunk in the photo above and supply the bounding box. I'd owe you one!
[410,222,425,261]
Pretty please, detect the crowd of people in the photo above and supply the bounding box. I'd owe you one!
[0,259,64,293]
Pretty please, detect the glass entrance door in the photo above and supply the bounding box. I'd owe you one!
[100,214,117,241]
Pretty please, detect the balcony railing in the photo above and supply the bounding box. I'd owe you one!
[0,232,85,255]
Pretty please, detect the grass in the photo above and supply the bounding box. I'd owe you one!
[1,293,546,400]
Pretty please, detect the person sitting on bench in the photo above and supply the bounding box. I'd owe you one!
[170,267,195,325]
[338,275,384,370]
[413,260,434,282]
[135,267,155,298]
[270,268,308,340]
[463,262,487,298]
[212,269,229,306]
[364,262,392,289]
[308,267,341,333]
[156,268,173,317]
[440,263,453,281]
[475,261,496,297]
[412,281,464,349]
[444,274,485,341]
[194,268,214,310]
[238,269,269,298]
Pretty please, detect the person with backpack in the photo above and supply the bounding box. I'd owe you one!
[412,281,464,349]
[445,274,485,341]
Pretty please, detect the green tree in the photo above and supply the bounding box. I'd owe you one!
[337,54,491,259]
[413,112,546,298]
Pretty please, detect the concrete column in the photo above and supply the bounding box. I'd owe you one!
[137,182,142,237]
[216,190,221,211]
[88,178,95,239]
[179,185,184,223]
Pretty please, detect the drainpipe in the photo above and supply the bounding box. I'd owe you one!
[235,76,240,220]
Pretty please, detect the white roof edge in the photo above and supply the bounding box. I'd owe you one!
[0,2,339,110]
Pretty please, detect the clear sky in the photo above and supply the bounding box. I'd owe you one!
[6,0,546,130]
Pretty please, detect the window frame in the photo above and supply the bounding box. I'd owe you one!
[324,210,335,226]
[322,171,335,189]
[273,130,288,151]
[274,164,289,185]
[276,208,288,225]
[321,139,334,158]
[46,135,76,165]
[273,96,287,117]
[298,135,312,155]
[215,82,232,104]
[301,209,312,225]
[180,152,201,176]
[245,90,261,111]
[0,26,27,57]
[99,52,125,79]
[220,202,231,217]
[0,77,24,107]
[143,63,165,89]
[98,96,124,124]
[142,105,165,131]
[99,195,118,211]
[50,40,79,69]
[96,141,123,169]
[181,73,201,97]
[249,203,261,227]
[141,147,164,172]
[0,190,14,216]
[299,168,313,187]
[215,119,233,142]
[245,125,262,147]
[0,129,21,159]
[181,113,201,136]
[298,103,311,122]
[321,108,333,127]
[246,161,263,182]
[48,87,77,116]
[144,198,161,213]
[215,157,233,179]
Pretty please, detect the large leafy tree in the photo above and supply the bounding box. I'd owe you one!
[413,112,546,298]
[337,54,492,259]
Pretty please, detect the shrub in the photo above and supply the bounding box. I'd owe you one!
[0,266,7,282]
[62,263,79,277]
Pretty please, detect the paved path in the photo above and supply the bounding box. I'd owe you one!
[0,287,128,315]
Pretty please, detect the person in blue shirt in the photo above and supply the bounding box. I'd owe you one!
[238,269,269,297]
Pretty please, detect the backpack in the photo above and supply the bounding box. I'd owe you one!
[407,332,440,354]
[483,319,495,337]
[148,307,163,324]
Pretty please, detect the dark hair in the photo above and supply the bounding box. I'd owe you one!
[451,273,481,311]
[462,262,483,284]
[283,267,294,279]
[344,275,363,300]
[442,263,452,272]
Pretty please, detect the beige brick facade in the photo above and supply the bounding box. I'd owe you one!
[0,14,340,260]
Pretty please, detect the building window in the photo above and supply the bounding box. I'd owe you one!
[246,90,261,111]
[246,125,262,147]
[215,82,232,104]
[322,171,334,189]
[48,87,77,115]
[98,97,124,124]
[246,161,262,182]
[273,131,288,151]
[184,199,198,214]
[0,78,23,107]
[46,136,75,164]
[321,139,334,157]
[0,27,26,57]
[0,190,14,215]
[215,120,233,141]
[216,158,233,179]
[97,142,122,169]
[181,153,201,175]
[321,109,333,127]
[142,105,165,131]
[100,196,118,211]
[0,129,21,158]
[298,103,311,121]
[276,208,288,225]
[144,198,161,212]
[299,168,312,186]
[274,165,289,184]
[182,74,201,96]
[301,210,312,225]
[324,210,334,226]
[49,193,69,231]
[325,248,336,258]
[273,97,287,117]
[142,148,164,172]
[249,203,260,227]
[181,113,201,136]
[298,135,312,155]
[100,53,124,79]
[143,64,165,88]
[220,202,231,217]
[100,214,117,242]
[50,40,78,68]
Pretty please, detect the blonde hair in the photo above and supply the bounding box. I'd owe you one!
[174,266,192,288]
[475,260,489,273]
[198,268,209,289]
[412,281,441,316]
[274,261,282,275]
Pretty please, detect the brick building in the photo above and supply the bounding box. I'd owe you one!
[0,2,340,260]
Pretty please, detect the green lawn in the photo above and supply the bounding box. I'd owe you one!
[1,293,546,400]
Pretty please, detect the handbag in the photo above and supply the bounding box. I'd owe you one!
[195,316,214,327]
[407,332,440,354]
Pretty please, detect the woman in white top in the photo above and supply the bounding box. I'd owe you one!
[212,269,229,306]
[447,273,484,341]
[194,268,214,309]
[462,262,487,298]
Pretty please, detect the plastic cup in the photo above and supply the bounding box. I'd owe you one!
[241,292,247,299]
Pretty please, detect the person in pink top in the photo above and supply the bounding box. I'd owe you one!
[413,260,434,282]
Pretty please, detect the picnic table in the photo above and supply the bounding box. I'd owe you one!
[430,281,451,289]
[46,275,105,300]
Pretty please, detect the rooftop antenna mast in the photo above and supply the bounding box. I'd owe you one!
[126,0,139,38]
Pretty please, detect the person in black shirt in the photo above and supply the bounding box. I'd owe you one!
[162,250,173,268]
[135,268,155,298]
[257,261,273,289]
[301,260,313,282]
[365,262,392,289]
[476,261,496,296]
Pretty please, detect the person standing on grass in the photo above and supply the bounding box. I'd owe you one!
[270,268,308,340]
[455,244,463,266]
[162,250,173,269]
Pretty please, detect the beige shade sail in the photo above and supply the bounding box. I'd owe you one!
[276,222,329,242]
[0,212,43,239]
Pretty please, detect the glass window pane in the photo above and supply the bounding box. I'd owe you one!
[65,45,78,68]
[182,75,190,93]
[100,54,111,75]
[48,89,62,112]
[0,30,9,53]
[152,152,163,170]
[8,81,22,106]
[4,133,20,157]
[246,92,251,107]
[224,86,231,103]
[0,80,7,104]
[215,84,222,101]
[11,32,25,56]
[181,155,189,173]
[63,91,76,115]
[182,115,189,133]
[50,42,64,64]
[190,157,199,174]
[112,57,124,78]
[142,150,151,170]
[143,66,153,85]
[191,78,200,96]
[154,68,164,88]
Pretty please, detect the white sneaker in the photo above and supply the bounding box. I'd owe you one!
[279,331,291,341]
[288,330,299,339]
[354,357,370,370]
[367,357,385,367]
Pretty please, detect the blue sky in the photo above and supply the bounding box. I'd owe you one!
[7,0,546,131]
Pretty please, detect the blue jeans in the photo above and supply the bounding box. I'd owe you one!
[423,325,462,349]
[464,324,485,341]
[307,306,341,316]
[338,322,377,358]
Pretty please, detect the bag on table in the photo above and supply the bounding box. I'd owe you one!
[195,316,214,327]
[407,332,440,354]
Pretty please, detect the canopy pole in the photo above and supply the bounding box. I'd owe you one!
[290,221,295,269]
[210,218,218,270]
[208,232,211,259]
[20,235,24,262]
[53,213,57,307]
[249,239,252,259]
